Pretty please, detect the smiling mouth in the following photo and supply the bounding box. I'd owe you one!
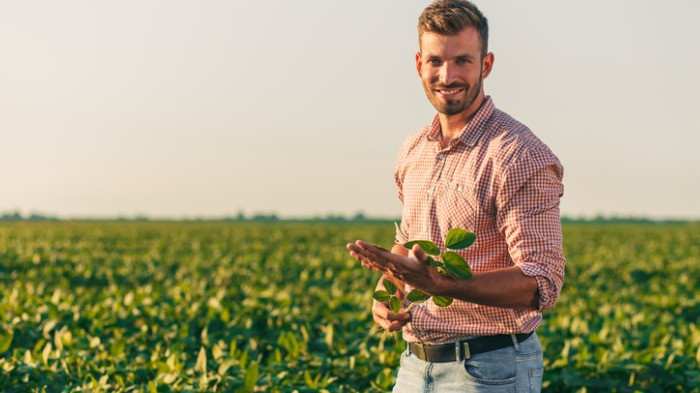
[436,88,465,97]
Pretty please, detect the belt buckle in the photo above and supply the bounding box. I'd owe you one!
[413,342,427,361]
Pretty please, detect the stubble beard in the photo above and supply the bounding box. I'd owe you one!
[426,75,483,116]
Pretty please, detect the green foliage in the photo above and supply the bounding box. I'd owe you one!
[389,297,401,315]
[0,328,13,354]
[444,228,477,250]
[372,290,391,302]
[383,228,476,310]
[431,296,454,308]
[403,240,440,256]
[0,222,698,391]
[442,252,472,279]
[0,222,402,392]
[382,279,396,295]
[406,290,430,304]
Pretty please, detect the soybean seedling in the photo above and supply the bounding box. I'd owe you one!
[373,227,477,314]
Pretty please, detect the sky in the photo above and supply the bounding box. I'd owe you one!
[2,0,699,219]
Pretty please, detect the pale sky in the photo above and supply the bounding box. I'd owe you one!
[2,0,699,219]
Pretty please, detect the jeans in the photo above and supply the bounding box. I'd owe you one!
[392,332,543,393]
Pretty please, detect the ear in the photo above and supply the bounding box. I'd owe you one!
[481,52,494,79]
[415,52,423,77]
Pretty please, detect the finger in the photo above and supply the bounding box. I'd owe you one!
[349,246,396,274]
[357,241,411,266]
[348,244,386,266]
[350,251,390,274]
[387,320,408,332]
[348,243,391,265]
[375,301,410,321]
[373,315,390,331]
[356,241,391,256]
[373,301,391,319]
[411,244,430,265]
[374,303,409,332]
[372,304,392,330]
[387,311,410,322]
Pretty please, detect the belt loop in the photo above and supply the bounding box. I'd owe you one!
[406,341,411,355]
[454,341,461,362]
[511,334,520,351]
[463,341,471,360]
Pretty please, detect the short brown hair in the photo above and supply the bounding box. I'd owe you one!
[418,0,489,58]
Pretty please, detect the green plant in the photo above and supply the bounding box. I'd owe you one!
[372,227,476,313]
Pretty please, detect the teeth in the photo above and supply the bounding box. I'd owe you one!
[442,89,461,94]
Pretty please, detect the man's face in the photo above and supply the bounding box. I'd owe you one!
[416,27,493,117]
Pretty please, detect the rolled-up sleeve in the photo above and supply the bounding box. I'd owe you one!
[497,149,565,311]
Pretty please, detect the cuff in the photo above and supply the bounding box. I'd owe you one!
[517,263,558,311]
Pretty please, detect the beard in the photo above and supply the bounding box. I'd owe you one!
[424,75,483,116]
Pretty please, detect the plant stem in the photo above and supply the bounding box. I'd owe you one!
[386,274,405,297]
[404,303,417,313]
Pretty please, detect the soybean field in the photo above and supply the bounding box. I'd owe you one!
[0,222,698,392]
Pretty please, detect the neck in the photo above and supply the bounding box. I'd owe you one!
[438,93,486,144]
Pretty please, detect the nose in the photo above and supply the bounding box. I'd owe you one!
[439,62,457,86]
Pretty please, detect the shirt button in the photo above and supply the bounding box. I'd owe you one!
[438,154,446,160]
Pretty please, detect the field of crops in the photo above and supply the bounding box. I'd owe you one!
[1,221,698,392]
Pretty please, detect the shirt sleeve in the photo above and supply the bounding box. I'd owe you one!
[394,147,410,245]
[496,149,565,311]
[394,131,422,245]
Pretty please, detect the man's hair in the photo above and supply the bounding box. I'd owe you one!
[418,0,489,58]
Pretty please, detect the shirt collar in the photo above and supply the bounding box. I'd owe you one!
[426,96,495,148]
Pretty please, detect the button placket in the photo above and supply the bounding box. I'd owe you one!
[422,152,449,239]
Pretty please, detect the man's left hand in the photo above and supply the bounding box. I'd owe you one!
[347,241,446,295]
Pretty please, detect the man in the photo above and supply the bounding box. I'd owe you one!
[347,1,565,391]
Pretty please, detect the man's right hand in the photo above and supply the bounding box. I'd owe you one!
[373,300,410,332]
[369,245,412,332]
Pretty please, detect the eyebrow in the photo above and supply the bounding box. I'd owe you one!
[455,53,476,61]
[423,52,476,61]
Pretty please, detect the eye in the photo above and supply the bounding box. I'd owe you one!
[427,59,442,66]
[456,58,471,65]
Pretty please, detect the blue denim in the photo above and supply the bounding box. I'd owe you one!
[392,332,543,393]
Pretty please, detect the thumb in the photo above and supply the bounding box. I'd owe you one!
[412,244,430,265]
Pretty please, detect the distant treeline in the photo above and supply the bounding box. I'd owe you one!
[560,216,696,225]
[1,210,696,224]
[0,211,385,223]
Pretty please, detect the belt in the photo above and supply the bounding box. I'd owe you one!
[407,332,534,363]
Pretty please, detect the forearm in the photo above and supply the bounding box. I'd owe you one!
[433,266,539,309]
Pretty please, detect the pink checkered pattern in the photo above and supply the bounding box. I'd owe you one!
[395,96,565,343]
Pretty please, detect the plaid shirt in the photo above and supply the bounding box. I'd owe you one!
[395,96,565,343]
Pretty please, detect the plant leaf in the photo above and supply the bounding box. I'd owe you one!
[445,228,477,250]
[0,330,13,354]
[403,240,440,255]
[427,256,443,268]
[42,342,52,366]
[442,252,473,279]
[243,362,259,391]
[110,339,126,357]
[389,296,402,314]
[383,279,396,295]
[373,290,391,302]
[195,347,207,374]
[406,289,431,303]
[432,296,453,307]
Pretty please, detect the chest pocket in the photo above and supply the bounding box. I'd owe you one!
[434,179,479,233]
